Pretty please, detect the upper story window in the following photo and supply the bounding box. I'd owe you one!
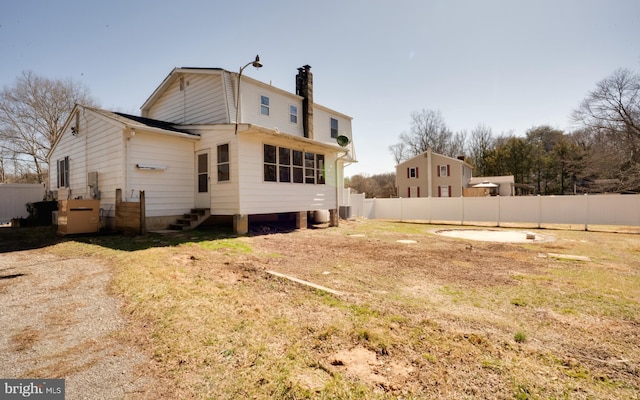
[438,164,450,177]
[289,105,298,124]
[408,167,418,178]
[330,118,338,138]
[260,95,270,116]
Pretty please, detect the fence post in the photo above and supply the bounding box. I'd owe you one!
[140,190,146,235]
[584,194,588,231]
[537,195,541,229]
[496,195,501,227]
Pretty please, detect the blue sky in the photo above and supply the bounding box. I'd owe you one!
[1,0,639,177]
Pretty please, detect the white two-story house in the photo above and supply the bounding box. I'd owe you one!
[47,63,357,234]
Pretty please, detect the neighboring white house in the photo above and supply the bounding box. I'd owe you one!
[47,65,357,233]
[469,176,515,196]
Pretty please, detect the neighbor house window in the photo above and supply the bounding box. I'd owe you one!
[438,164,450,177]
[330,118,338,138]
[263,144,277,181]
[217,144,230,182]
[408,167,418,178]
[439,185,451,197]
[263,144,324,185]
[260,95,270,116]
[57,156,69,188]
[289,105,298,124]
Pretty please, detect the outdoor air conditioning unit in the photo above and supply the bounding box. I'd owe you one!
[339,205,352,220]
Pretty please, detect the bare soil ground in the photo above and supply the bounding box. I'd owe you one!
[0,220,638,399]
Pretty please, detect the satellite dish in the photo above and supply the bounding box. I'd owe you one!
[336,135,350,147]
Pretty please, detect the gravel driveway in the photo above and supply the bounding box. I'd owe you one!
[0,248,155,399]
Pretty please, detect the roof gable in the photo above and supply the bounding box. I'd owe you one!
[141,68,224,113]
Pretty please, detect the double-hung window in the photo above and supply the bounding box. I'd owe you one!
[263,144,277,181]
[330,118,338,138]
[279,147,291,182]
[57,156,69,188]
[289,105,298,124]
[438,164,450,177]
[292,150,304,183]
[260,95,270,116]
[217,144,230,182]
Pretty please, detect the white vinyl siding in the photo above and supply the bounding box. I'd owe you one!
[128,131,195,216]
[48,109,124,217]
[237,133,337,214]
[240,81,304,137]
[147,73,229,124]
[313,105,352,147]
[191,126,240,214]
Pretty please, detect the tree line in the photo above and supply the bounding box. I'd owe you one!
[348,68,640,197]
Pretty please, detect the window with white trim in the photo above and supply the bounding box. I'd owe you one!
[263,144,277,181]
[279,147,291,182]
[439,185,451,197]
[260,95,270,116]
[289,105,298,124]
[330,118,338,138]
[217,144,230,182]
[57,156,69,188]
[292,150,303,183]
[408,167,418,178]
[438,164,450,177]
[263,144,324,185]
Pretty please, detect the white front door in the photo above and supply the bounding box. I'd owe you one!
[195,150,211,208]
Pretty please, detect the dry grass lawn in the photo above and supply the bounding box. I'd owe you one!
[26,220,640,398]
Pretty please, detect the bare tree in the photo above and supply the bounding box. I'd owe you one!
[0,71,97,182]
[572,68,640,192]
[572,68,640,162]
[467,124,495,177]
[449,130,467,159]
[388,142,407,165]
[391,109,463,163]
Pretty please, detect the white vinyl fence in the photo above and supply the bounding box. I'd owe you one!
[0,183,46,224]
[359,194,640,230]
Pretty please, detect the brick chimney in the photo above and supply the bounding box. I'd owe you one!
[296,65,313,139]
